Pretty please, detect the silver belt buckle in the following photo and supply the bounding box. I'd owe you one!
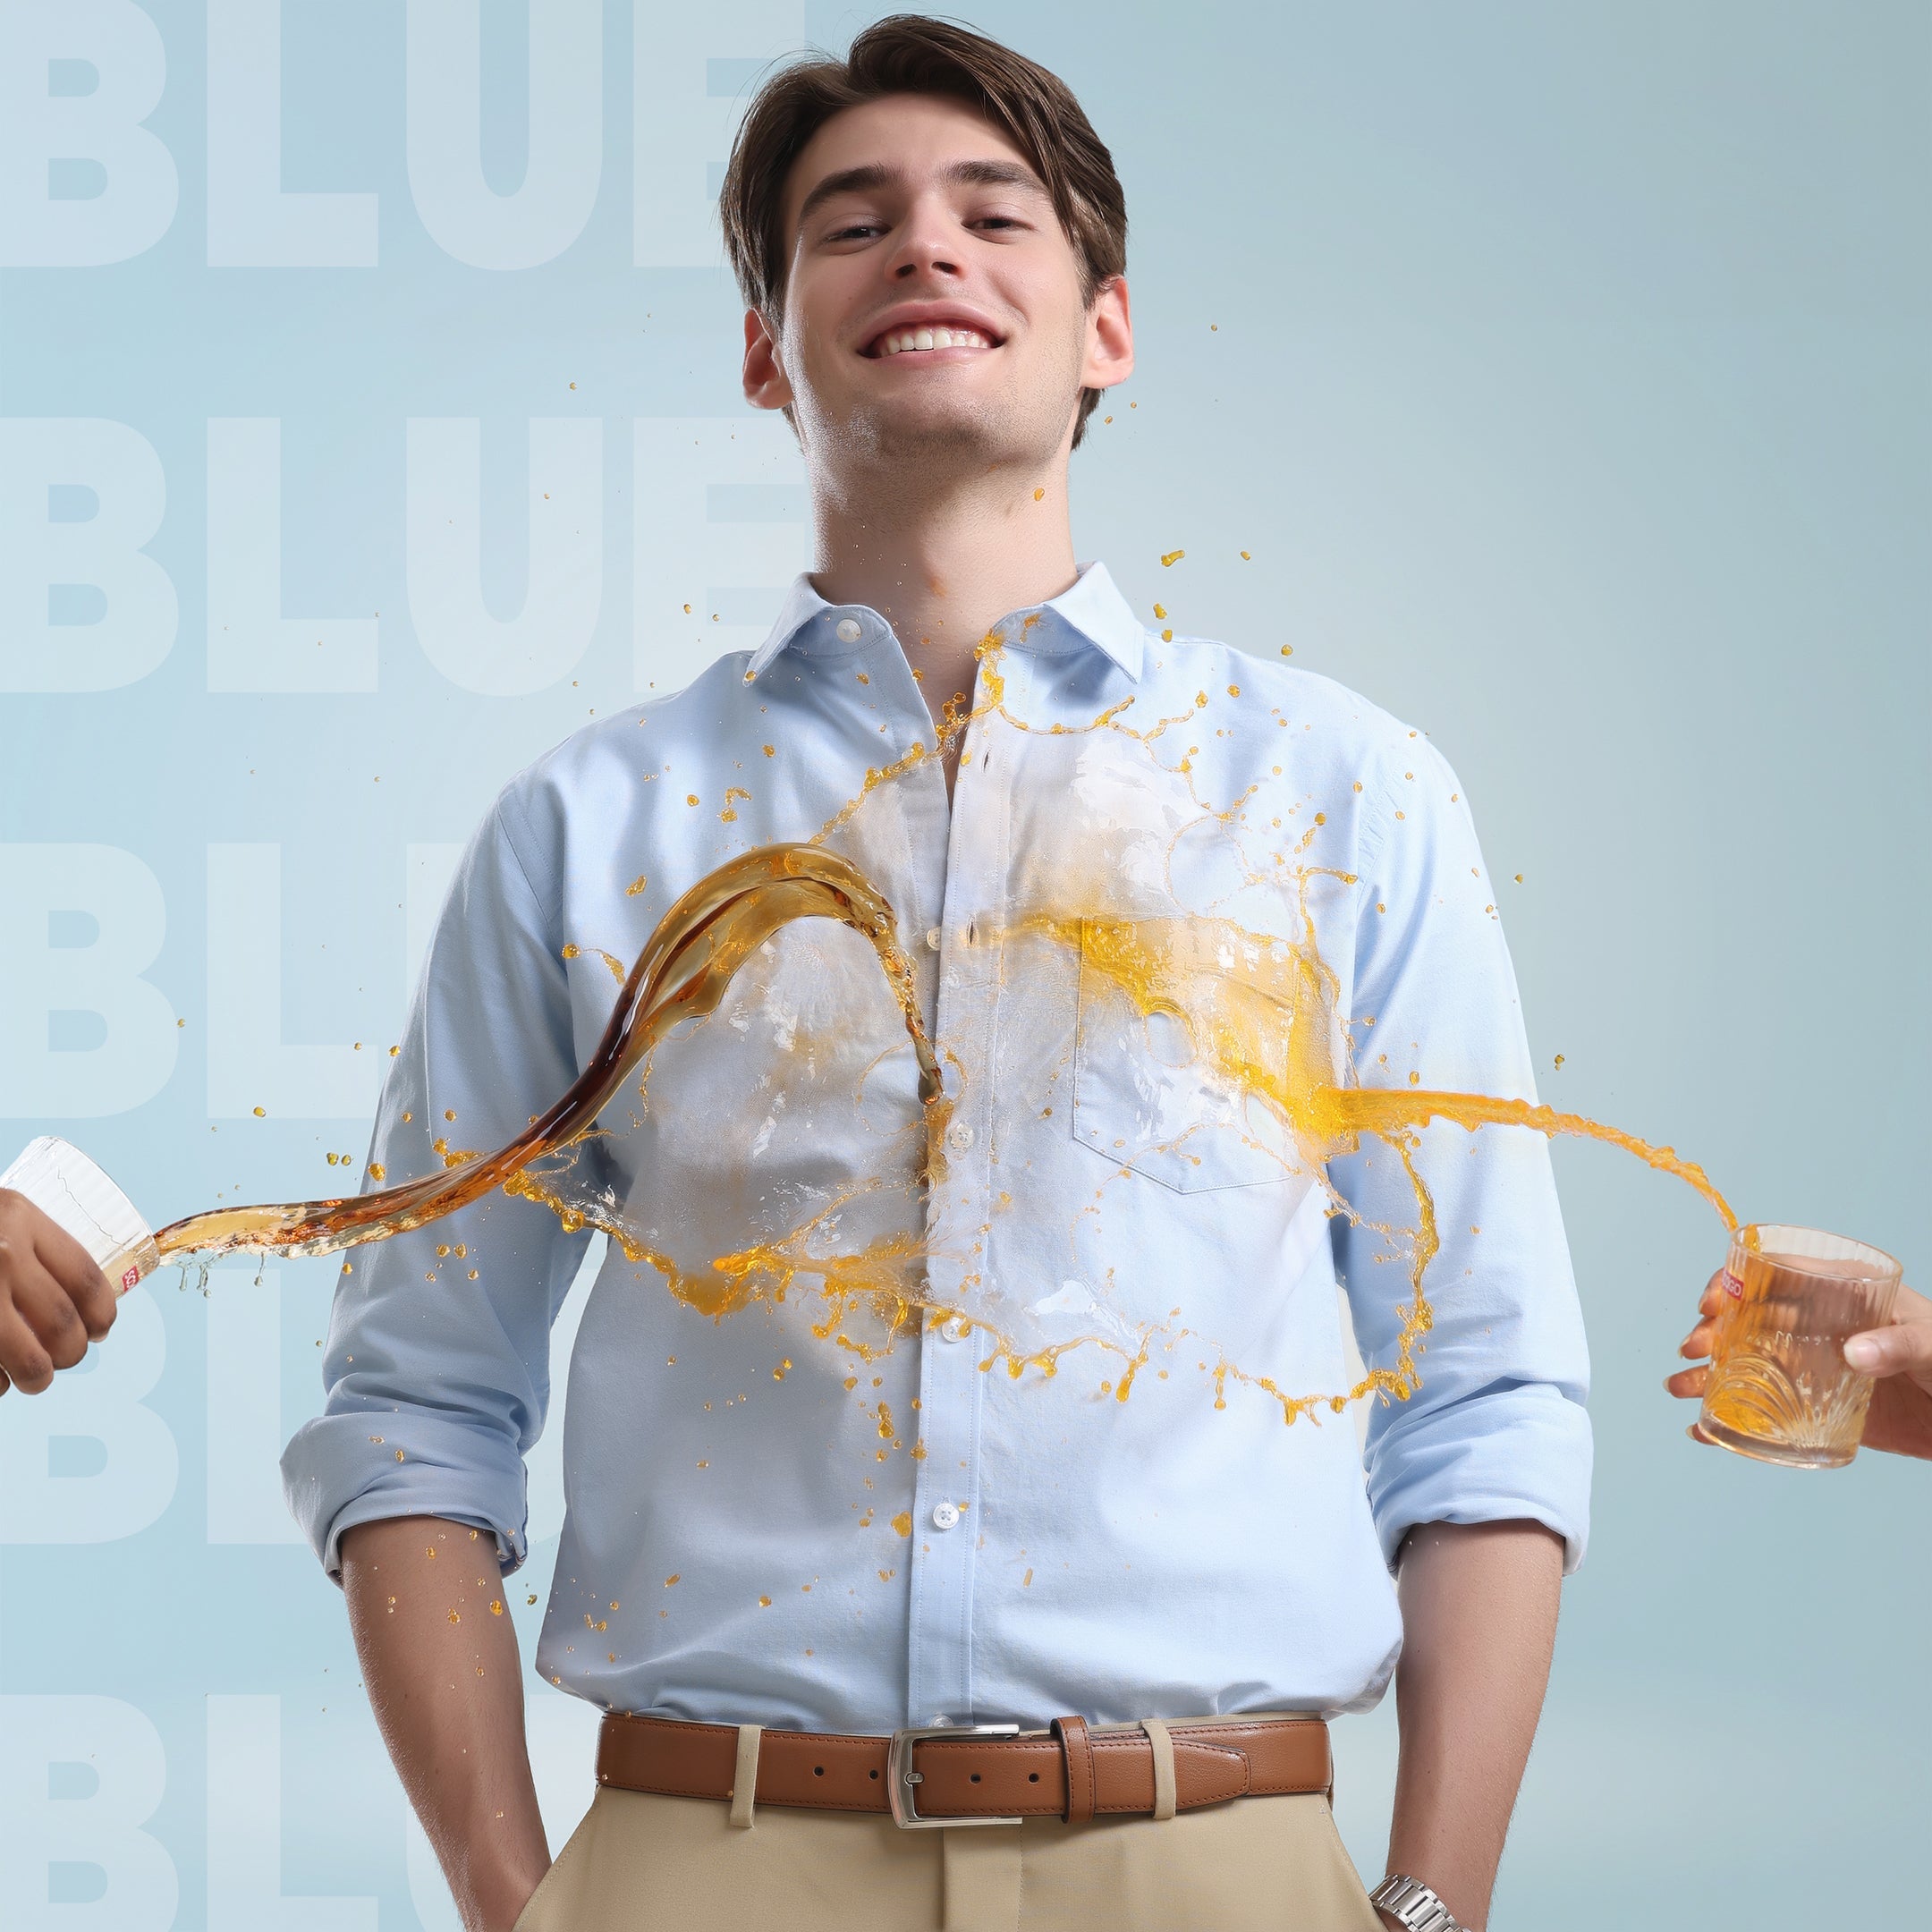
[887,1723,1023,1827]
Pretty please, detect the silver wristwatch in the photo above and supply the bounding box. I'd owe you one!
[1369,1874,1470,1932]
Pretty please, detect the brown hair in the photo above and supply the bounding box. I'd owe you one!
[718,14,1128,448]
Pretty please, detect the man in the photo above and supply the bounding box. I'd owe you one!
[1,19,1589,1932]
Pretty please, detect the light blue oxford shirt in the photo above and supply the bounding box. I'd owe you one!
[282,561,1590,1733]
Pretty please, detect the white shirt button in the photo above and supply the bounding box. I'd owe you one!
[925,927,942,951]
[931,1502,961,1531]
[945,1122,974,1152]
[835,616,862,643]
[928,1714,953,1727]
[938,1317,970,1343]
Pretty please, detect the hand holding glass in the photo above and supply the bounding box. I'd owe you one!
[1682,1224,1903,1468]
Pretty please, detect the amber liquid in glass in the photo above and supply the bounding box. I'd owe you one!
[1700,1250,1894,1469]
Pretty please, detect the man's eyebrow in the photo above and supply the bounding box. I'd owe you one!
[795,163,904,231]
[944,158,1049,198]
[795,157,1052,231]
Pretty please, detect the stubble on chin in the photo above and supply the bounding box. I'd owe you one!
[818,380,1076,498]
[838,391,1006,473]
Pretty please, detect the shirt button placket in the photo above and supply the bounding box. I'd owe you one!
[908,890,998,1727]
[909,1141,986,1726]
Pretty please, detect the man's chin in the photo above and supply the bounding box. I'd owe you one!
[840,394,1037,473]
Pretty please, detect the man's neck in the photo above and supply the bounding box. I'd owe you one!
[807,457,1078,743]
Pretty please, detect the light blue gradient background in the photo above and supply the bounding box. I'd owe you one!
[2,4,1926,1926]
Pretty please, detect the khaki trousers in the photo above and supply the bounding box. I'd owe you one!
[513,1783,1385,1932]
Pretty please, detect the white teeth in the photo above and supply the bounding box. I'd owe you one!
[875,326,991,355]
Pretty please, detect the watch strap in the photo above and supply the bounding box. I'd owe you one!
[1368,1873,1470,1932]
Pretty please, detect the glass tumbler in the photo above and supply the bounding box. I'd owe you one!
[1698,1223,1903,1469]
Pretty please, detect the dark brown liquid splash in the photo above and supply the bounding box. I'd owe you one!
[152,845,938,1266]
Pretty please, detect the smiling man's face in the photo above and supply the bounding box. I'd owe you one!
[742,92,1131,477]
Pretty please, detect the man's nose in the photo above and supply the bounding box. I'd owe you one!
[886,201,962,281]
[895,252,960,280]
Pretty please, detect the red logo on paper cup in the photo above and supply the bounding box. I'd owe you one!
[1720,1268,1744,1301]
[120,1266,140,1292]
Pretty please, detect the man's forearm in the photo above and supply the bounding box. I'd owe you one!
[1383,1519,1564,1930]
[342,1515,550,1932]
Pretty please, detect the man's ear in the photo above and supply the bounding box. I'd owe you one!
[742,308,794,411]
[1081,275,1134,393]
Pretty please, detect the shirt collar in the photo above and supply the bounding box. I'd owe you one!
[743,561,1146,683]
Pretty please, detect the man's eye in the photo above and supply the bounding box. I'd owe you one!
[826,223,883,242]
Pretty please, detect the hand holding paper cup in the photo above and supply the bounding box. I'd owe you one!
[0,1137,146,1395]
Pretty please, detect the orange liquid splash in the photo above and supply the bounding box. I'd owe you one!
[1046,908,1735,1420]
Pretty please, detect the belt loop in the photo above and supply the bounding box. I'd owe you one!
[1050,1715,1095,1825]
[1139,1718,1177,1822]
[729,1724,762,1829]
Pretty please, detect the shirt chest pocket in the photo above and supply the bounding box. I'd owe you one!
[1069,917,1304,1194]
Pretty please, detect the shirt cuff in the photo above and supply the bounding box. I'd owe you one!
[280,1409,530,1583]
[1364,1380,1593,1575]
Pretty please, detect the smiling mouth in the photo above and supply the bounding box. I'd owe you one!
[862,324,1000,359]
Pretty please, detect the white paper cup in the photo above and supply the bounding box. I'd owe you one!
[0,1136,159,1294]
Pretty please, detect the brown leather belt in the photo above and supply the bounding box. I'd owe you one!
[597,1711,1332,1826]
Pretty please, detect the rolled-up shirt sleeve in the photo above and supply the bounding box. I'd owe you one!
[1328,736,1592,1574]
[280,786,592,1580]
